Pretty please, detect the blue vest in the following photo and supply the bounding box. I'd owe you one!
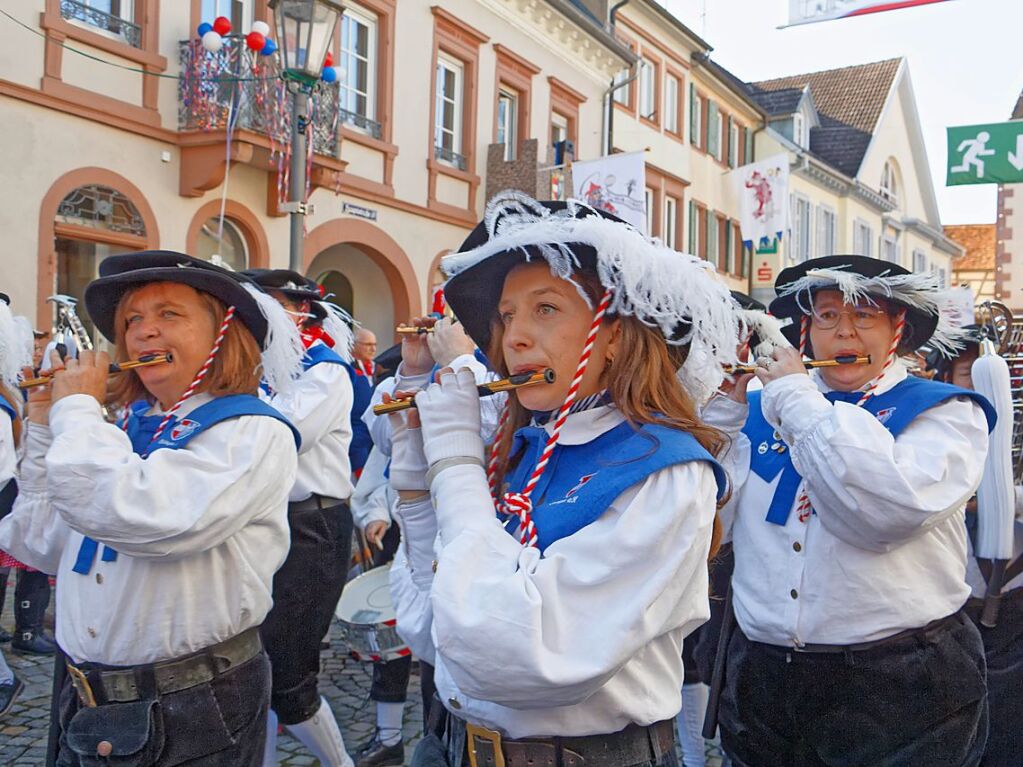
[304,344,373,473]
[72,394,300,575]
[503,419,726,552]
[0,397,14,422]
[745,376,996,526]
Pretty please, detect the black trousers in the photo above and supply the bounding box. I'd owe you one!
[261,498,353,725]
[57,650,270,766]
[719,610,988,767]
[966,588,1023,767]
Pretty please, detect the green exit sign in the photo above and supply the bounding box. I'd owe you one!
[947,121,1023,186]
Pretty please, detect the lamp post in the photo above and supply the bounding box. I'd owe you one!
[270,0,343,273]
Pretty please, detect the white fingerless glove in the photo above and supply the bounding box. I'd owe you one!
[386,413,429,492]
[415,367,485,467]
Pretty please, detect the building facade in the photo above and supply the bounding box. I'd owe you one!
[946,224,996,304]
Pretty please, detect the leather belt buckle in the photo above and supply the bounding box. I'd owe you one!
[466,722,506,767]
[66,663,98,708]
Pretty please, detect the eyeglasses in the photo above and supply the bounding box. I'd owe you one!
[810,305,887,330]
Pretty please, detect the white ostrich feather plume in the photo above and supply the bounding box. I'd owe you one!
[442,191,741,403]
[318,301,356,363]
[242,284,306,394]
[0,302,32,387]
[739,309,792,358]
[778,266,970,356]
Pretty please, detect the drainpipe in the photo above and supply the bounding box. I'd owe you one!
[604,0,634,156]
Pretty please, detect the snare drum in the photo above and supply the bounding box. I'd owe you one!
[335,564,411,663]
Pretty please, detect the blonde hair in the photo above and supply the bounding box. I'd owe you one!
[486,269,725,558]
[108,284,263,407]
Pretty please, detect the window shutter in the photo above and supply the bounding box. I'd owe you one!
[745,126,754,165]
[689,84,698,145]
[707,102,719,157]
[726,116,734,167]
[688,200,696,253]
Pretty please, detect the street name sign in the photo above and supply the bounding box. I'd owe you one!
[947,121,1023,186]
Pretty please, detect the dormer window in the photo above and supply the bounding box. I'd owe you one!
[792,112,807,148]
[880,159,900,206]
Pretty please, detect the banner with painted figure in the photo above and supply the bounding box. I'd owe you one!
[732,154,790,248]
[783,0,954,27]
[571,151,648,233]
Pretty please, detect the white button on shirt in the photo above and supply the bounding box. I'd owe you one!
[704,362,990,647]
[0,393,297,666]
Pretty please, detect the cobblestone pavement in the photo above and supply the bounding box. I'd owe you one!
[0,597,724,766]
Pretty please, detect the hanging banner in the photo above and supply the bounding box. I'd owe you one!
[782,0,955,28]
[732,154,790,248]
[571,151,648,233]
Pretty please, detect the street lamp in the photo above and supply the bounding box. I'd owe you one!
[269,0,343,273]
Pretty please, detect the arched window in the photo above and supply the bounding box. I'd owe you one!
[195,216,249,272]
[880,159,900,207]
[55,185,148,343]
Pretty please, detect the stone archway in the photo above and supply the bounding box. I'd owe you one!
[304,219,420,344]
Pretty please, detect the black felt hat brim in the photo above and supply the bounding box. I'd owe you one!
[241,268,326,320]
[0,293,8,305]
[768,255,938,353]
[85,251,268,345]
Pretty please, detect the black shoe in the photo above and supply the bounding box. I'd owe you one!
[0,675,24,718]
[11,629,56,655]
[356,734,404,767]
[0,628,11,643]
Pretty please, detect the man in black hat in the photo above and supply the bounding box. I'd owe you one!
[706,255,996,766]
[242,269,357,767]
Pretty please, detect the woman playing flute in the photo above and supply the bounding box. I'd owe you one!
[705,255,996,767]
[385,192,737,765]
[0,252,304,766]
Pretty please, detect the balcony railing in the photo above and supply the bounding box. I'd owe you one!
[178,37,341,159]
[61,0,141,48]
[339,108,383,140]
[434,145,467,171]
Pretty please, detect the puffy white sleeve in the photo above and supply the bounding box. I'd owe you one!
[700,394,751,538]
[0,411,15,487]
[42,394,298,559]
[763,374,989,552]
[425,459,717,708]
[351,446,392,530]
[0,422,69,574]
[267,362,352,455]
[389,493,439,665]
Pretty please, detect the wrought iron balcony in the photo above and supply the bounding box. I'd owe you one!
[178,37,341,159]
[434,145,467,171]
[339,108,383,140]
[61,0,142,48]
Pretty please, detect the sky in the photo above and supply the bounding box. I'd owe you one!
[659,0,1023,225]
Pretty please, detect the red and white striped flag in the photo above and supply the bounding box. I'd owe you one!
[782,0,955,28]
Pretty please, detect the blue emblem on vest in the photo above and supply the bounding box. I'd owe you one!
[72,394,300,575]
[503,419,726,551]
[745,376,996,527]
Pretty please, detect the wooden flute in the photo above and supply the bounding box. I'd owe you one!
[372,368,556,414]
[18,353,174,389]
[724,354,871,375]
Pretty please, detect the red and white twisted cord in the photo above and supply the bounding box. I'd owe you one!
[486,404,510,501]
[798,316,808,356]
[500,288,613,547]
[147,306,237,451]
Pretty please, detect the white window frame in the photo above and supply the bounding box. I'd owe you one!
[339,5,378,124]
[664,75,679,134]
[613,68,631,107]
[792,112,805,148]
[853,219,874,257]
[664,196,678,250]
[551,112,569,149]
[645,188,654,235]
[435,54,464,160]
[497,88,519,162]
[912,249,928,274]
[881,234,898,263]
[729,121,739,168]
[639,59,655,120]
[790,194,812,263]
[880,160,899,206]
[816,204,836,256]
[201,1,253,30]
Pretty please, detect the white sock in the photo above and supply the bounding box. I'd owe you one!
[262,709,279,767]
[678,683,708,767]
[376,701,405,746]
[286,697,354,767]
[0,649,12,685]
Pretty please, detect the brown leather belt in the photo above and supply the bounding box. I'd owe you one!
[466,719,675,767]
[66,627,262,707]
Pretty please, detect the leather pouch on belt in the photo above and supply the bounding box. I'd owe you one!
[66,699,165,766]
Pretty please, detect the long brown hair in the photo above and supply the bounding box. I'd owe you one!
[486,269,725,558]
[108,284,263,407]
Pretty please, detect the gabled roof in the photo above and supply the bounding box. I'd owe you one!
[1012,91,1023,120]
[752,86,806,116]
[750,58,902,177]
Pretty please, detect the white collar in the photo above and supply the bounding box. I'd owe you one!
[145,392,214,419]
[535,403,625,445]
